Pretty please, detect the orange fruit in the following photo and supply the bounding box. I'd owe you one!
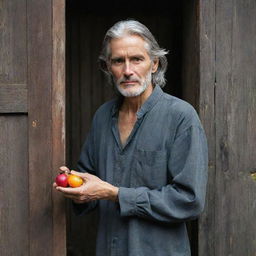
[67,174,84,188]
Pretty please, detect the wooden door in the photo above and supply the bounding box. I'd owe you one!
[0,0,66,255]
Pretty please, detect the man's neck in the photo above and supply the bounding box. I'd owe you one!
[120,84,154,114]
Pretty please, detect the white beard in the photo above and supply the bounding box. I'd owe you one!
[114,69,152,97]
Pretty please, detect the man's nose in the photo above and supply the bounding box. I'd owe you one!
[123,62,133,77]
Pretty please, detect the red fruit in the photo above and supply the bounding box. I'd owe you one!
[55,173,68,187]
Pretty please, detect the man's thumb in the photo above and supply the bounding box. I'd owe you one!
[70,170,87,179]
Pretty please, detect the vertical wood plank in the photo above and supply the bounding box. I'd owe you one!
[199,0,256,255]
[52,0,66,255]
[0,0,30,255]
[214,0,256,255]
[0,115,29,256]
[198,0,216,255]
[0,0,27,84]
[27,0,53,255]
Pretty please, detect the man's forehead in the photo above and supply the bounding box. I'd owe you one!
[109,35,149,56]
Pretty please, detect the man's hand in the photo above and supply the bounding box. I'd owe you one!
[53,168,119,203]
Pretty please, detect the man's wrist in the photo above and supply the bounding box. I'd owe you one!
[105,183,119,202]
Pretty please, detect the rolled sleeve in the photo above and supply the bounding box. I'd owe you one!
[118,187,137,216]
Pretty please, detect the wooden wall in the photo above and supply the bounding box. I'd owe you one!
[199,0,256,255]
[0,1,28,254]
[0,0,66,255]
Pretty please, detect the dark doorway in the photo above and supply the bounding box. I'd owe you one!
[66,1,198,255]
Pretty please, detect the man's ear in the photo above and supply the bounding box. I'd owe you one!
[152,58,159,73]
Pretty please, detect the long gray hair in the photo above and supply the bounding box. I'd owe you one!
[99,19,168,88]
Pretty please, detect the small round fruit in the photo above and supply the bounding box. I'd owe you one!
[67,174,83,188]
[55,173,68,187]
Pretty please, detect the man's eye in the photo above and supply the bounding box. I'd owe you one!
[112,59,123,64]
[132,57,143,63]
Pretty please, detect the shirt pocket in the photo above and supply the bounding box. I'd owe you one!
[131,149,168,189]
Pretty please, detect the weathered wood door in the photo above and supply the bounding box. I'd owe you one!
[0,0,66,255]
[199,0,256,255]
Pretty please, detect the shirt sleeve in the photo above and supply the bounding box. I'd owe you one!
[72,127,99,216]
[118,125,208,223]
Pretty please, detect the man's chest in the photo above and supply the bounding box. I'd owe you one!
[118,112,137,146]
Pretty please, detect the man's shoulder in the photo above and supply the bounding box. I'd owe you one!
[160,92,202,129]
[92,98,117,125]
[162,92,197,117]
[95,98,117,115]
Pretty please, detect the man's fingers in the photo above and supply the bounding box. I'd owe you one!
[55,185,82,195]
[69,171,98,182]
[70,170,85,178]
[59,166,70,173]
[55,186,91,202]
[70,170,92,181]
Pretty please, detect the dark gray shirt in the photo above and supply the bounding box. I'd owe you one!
[75,85,208,256]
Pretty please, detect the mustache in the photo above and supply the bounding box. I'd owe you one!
[117,77,140,84]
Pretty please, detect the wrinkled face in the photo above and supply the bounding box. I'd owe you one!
[108,35,158,97]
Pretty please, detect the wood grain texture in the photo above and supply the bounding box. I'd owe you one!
[27,0,53,255]
[0,115,29,256]
[214,0,256,255]
[198,0,216,255]
[52,0,66,255]
[0,84,27,113]
[0,1,29,255]
[1,0,66,255]
[0,0,28,113]
[199,0,256,255]
[0,0,27,84]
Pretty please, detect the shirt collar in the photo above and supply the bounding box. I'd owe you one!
[111,85,164,118]
[136,85,163,119]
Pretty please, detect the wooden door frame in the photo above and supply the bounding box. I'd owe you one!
[27,0,66,255]
[198,0,215,254]
[52,0,66,255]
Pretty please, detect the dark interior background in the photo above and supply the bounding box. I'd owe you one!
[66,1,198,255]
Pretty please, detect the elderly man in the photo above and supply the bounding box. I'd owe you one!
[54,19,208,256]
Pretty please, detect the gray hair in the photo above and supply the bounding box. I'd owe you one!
[99,19,168,88]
